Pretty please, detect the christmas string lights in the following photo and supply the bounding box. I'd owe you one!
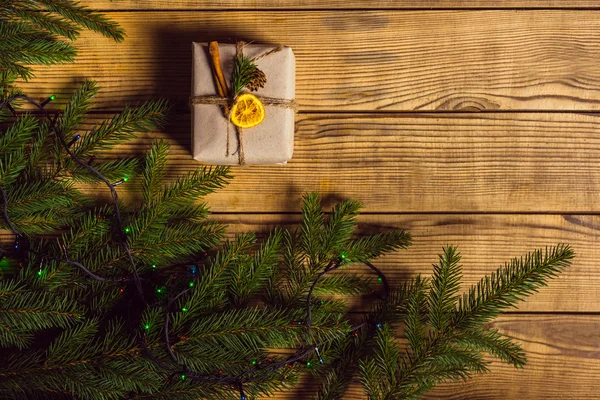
[132,249,386,398]
[1,94,145,296]
[66,134,81,148]
[156,254,386,397]
[40,94,56,107]
[0,94,391,400]
[364,260,390,295]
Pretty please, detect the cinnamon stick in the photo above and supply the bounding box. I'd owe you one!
[208,41,230,116]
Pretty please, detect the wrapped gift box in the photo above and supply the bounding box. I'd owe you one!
[191,42,295,165]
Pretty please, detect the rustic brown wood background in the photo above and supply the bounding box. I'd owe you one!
[21,1,600,398]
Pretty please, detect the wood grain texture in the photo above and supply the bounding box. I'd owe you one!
[213,213,600,312]
[11,3,600,397]
[269,315,600,399]
[21,10,600,111]
[82,0,600,10]
[83,112,600,213]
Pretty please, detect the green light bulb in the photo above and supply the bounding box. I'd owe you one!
[152,264,157,269]
[124,227,131,233]
[144,323,150,330]
[180,374,186,381]
[182,307,188,312]
[340,252,347,259]
[123,176,129,182]
[50,94,56,100]
[189,281,194,287]
[156,288,163,293]
[378,277,383,282]
[251,360,257,365]
[306,361,312,367]
[37,270,43,276]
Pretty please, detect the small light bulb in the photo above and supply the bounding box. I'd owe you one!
[251,360,257,365]
[50,94,56,100]
[67,135,81,148]
[144,323,150,330]
[306,361,312,367]
[124,227,131,233]
[152,264,157,269]
[182,307,188,312]
[180,374,186,381]
[123,176,129,182]
[378,277,383,282]
[189,281,194,287]
[340,252,347,259]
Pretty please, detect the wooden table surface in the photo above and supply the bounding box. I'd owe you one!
[23,1,600,398]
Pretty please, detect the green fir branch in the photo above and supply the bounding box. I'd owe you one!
[74,98,169,156]
[231,52,259,97]
[227,228,283,304]
[452,245,574,330]
[428,246,462,332]
[142,139,169,206]
[36,0,125,42]
[4,6,79,40]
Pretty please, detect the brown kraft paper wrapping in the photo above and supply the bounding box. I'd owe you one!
[191,42,295,165]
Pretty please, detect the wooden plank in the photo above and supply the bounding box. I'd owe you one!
[81,0,600,10]
[92,112,600,213]
[270,315,600,399]
[21,10,600,112]
[214,213,600,312]
[2,213,598,311]
[426,317,600,398]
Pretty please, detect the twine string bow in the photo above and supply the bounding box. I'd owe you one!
[191,41,296,165]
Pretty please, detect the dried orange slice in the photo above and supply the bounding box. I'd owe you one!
[230,93,265,129]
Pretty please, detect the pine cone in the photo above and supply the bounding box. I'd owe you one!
[246,68,267,92]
